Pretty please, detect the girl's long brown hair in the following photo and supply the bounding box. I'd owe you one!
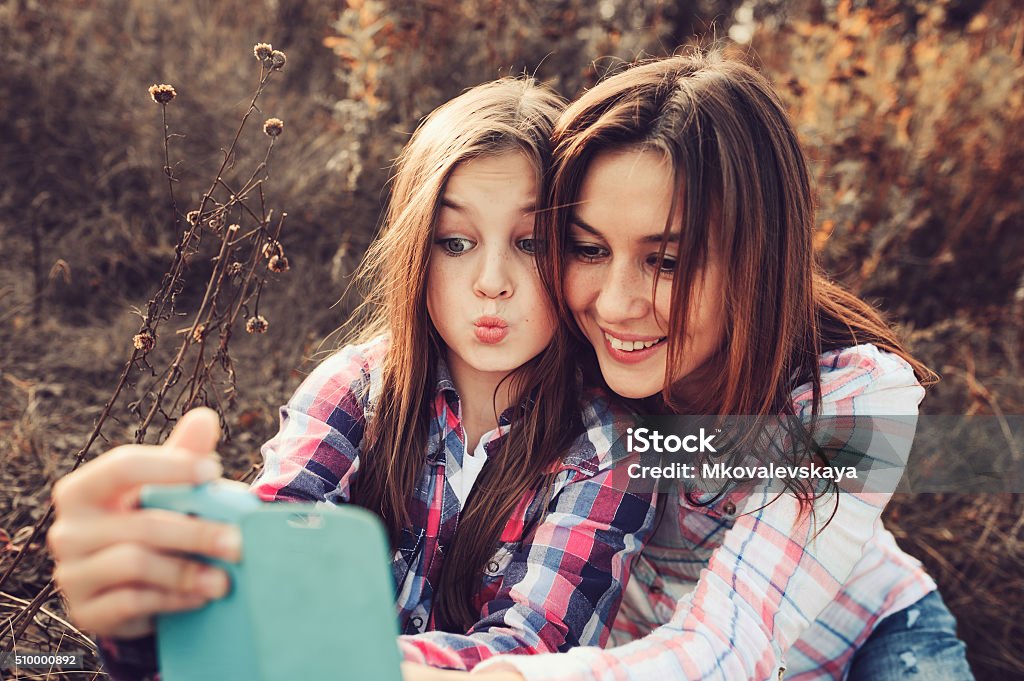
[345,79,581,631]
[540,49,936,510]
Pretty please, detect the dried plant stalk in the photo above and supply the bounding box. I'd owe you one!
[0,41,293,655]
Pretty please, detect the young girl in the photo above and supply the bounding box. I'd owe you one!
[47,79,656,678]
[462,51,975,680]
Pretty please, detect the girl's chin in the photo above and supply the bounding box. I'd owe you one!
[611,387,660,400]
[600,366,664,400]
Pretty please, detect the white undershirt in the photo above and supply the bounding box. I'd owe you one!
[450,430,494,508]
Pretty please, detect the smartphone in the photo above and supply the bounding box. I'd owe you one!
[141,481,403,681]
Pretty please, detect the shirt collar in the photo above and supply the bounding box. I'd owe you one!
[435,355,534,423]
[434,352,459,396]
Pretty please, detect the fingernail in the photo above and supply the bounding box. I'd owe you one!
[196,458,223,481]
[199,568,229,598]
[217,527,242,558]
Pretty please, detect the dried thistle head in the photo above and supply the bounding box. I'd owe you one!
[261,240,283,259]
[226,262,244,277]
[206,213,225,232]
[268,254,290,273]
[148,84,176,104]
[133,331,155,352]
[263,117,284,137]
[246,315,269,334]
[186,210,201,226]
[192,323,207,343]
[270,50,287,70]
[254,42,273,61]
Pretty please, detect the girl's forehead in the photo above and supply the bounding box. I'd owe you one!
[444,151,536,198]
[578,148,675,201]
[573,148,677,237]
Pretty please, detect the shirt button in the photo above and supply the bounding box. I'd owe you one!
[488,560,501,574]
[411,616,423,630]
[723,500,737,515]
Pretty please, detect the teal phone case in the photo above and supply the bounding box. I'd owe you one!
[141,483,402,681]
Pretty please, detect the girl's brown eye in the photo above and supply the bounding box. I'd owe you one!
[570,243,608,262]
[647,254,677,273]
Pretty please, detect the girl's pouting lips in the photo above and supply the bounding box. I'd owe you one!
[474,315,509,344]
[601,329,667,364]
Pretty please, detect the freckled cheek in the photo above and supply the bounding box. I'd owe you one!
[425,258,444,291]
[653,287,674,332]
[425,265,438,301]
[521,283,558,337]
[563,265,598,315]
[537,307,558,339]
[428,259,471,297]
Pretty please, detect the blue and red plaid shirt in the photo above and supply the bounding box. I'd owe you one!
[97,335,657,678]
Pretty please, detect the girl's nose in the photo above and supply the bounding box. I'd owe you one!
[594,261,650,322]
[474,247,514,299]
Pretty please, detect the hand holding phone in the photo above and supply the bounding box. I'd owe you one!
[48,408,238,640]
[141,481,402,681]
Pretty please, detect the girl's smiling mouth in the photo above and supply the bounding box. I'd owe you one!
[601,329,667,363]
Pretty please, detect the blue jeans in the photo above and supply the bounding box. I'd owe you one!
[845,590,975,681]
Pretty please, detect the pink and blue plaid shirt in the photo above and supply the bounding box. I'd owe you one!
[475,344,935,681]
[98,335,657,678]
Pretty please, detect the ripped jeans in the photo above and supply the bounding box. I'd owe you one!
[846,590,975,681]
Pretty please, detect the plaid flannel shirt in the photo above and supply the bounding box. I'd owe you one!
[475,344,935,681]
[97,335,657,679]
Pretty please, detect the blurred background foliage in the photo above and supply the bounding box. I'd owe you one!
[0,0,1021,678]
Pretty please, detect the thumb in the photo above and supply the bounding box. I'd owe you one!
[164,407,221,456]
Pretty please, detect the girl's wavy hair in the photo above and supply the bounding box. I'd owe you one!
[345,78,578,631]
[540,49,936,515]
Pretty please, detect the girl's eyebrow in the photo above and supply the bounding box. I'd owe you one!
[570,214,681,243]
[569,214,601,236]
[441,197,536,213]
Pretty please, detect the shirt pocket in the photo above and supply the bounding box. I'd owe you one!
[676,485,745,520]
[470,540,523,613]
[483,540,522,580]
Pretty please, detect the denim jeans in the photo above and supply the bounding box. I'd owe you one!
[845,590,975,681]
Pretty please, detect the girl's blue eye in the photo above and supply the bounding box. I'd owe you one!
[437,237,474,255]
[517,238,537,255]
[570,242,609,262]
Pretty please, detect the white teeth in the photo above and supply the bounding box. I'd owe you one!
[604,333,664,352]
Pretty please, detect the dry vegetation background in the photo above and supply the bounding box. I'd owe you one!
[0,0,1021,678]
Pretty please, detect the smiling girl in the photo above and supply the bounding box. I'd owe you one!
[47,79,656,678]
[465,51,974,681]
